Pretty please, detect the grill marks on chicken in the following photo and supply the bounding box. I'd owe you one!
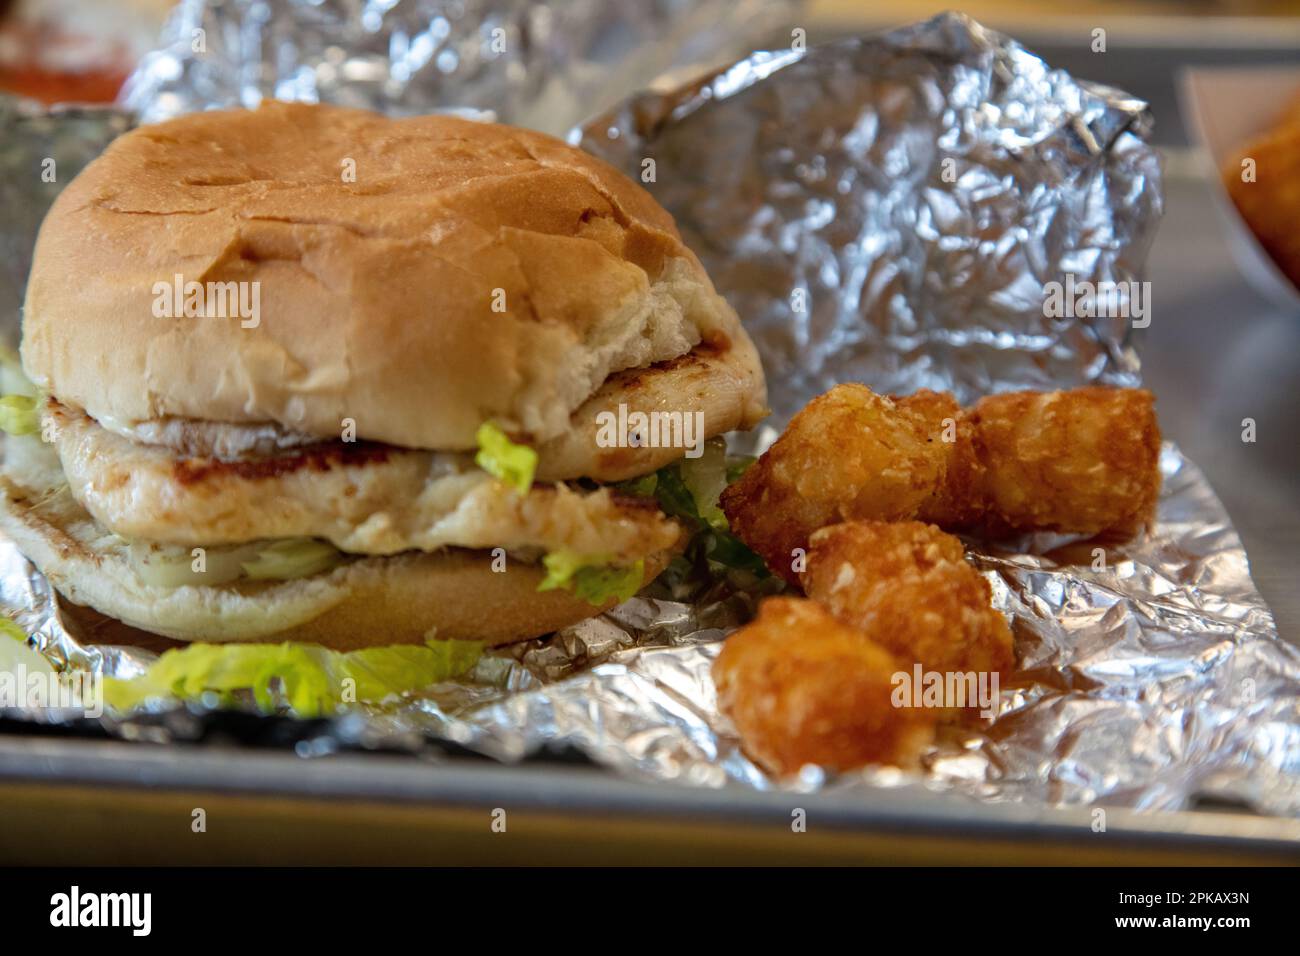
[43,401,681,561]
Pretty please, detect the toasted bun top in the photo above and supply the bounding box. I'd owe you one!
[22,101,764,451]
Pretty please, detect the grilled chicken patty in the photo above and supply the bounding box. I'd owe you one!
[44,402,680,561]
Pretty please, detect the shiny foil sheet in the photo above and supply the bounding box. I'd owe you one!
[577,12,1158,416]
[2,10,1298,816]
[121,0,800,135]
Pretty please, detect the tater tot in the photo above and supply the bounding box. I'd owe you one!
[955,387,1161,538]
[713,596,938,775]
[1223,97,1300,290]
[721,384,1160,579]
[802,521,1015,697]
[719,384,958,584]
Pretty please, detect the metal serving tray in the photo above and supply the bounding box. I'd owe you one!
[2,734,1299,865]
[1,19,1297,865]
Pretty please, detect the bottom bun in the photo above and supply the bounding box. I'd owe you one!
[0,473,672,649]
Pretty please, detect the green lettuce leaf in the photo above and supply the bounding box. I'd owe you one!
[698,526,770,576]
[648,464,697,522]
[678,438,729,531]
[537,550,645,606]
[0,618,56,679]
[613,472,658,498]
[633,436,731,531]
[0,345,37,398]
[0,394,40,436]
[102,639,483,716]
[474,421,537,494]
[616,438,769,579]
[0,616,26,642]
[725,454,756,484]
[592,437,773,592]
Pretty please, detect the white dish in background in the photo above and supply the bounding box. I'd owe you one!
[1179,67,1300,313]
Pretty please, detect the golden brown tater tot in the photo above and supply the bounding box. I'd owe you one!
[803,521,1015,695]
[713,596,938,775]
[721,384,1160,579]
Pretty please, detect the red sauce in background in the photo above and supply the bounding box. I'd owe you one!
[0,61,129,103]
[0,8,136,104]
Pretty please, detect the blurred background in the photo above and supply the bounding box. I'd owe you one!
[3,2,1297,128]
[0,0,171,103]
[2,0,1297,641]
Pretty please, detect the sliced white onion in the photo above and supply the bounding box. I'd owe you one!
[127,538,342,589]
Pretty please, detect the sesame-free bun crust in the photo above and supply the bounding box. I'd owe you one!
[0,467,673,648]
[22,101,764,451]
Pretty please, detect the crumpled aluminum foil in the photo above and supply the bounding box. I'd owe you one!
[3,10,1297,816]
[576,12,1159,417]
[121,0,800,135]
